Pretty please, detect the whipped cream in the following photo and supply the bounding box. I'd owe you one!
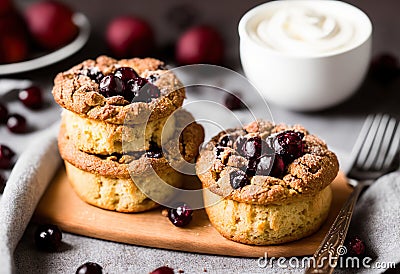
[251,4,357,56]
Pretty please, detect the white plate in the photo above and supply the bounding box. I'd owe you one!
[0,13,90,75]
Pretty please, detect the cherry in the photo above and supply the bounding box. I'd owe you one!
[0,172,6,193]
[130,78,160,103]
[270,154,285,178]
[99,75,125,98]
[224,93,244,110]
[218,134,236,147]
[145,145,163,158]
[6,113,27,133]
[230,169,250,189]
[34,224,62,251]
[272,130,304,164]
[256,154,274,176]
[346,236,366,256]
[81,67,104,83]
[370,53,399,84]
[114,67,139,82]
[76,262,103,274]
[0,102,8,123]
[150,266,174,274]
[0,144,15,169]
[235,136,262,160]
[18,86,43,109]
[168,203,193,227]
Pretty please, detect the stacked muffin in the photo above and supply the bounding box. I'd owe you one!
[53,56,204,212]
[196,120,339,245]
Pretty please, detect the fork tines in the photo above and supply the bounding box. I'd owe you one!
[351,114,400,172]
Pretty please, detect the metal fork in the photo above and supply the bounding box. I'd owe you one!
[306,114,400,274]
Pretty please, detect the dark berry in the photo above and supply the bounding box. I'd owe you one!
[99,75,125,97]
[34,224,62,251]
[6,114,27,133]
[18,86,43,109]
[272,131,304,164]
[0,102,8,124]
[82,67,104,83]
[214,146,225,159]
[0,172,6,193]
[236,136,262,160]
[224,93,244,110]
[218,134,236,147]
[0,144,15,169]
[76,262,103,274]
[244,159,258,176]
[145,144,163,158]
[370,53,399,84]
[270,155,285,178]
[256,154,274,176]
[147,74,158,84]
[229,170,250,189]
[114,67,139,82]
[168,203,193,227]
[346,236,366,256]
[130,78,161,103]
[150,266,174,274]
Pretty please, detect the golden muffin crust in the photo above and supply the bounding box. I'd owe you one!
[203,185,332,245]
[65,161,184,213]
[52,55,185,125]
[62,110,176,155]
[58,112,205,179]
[196,120,339,205]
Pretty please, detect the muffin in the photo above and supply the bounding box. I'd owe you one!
[53,55,185,153]
[59,115,204,212]
[196,120,339,245]
[53,55,204,212]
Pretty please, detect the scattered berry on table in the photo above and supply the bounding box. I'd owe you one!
[0,102,8,124]
[346,236,366,256]
[168,203,193,227]
[34,224,62,251]
[224,93,244,110]
[76,262,103,274]
[0,172,6,193]
[150,266,175,274]
[370,53,399,84]
[0,144,15,169]
[6,113,27,133]
[18,86,43,109]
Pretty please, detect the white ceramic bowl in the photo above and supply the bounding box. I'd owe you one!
[239,0,372,111]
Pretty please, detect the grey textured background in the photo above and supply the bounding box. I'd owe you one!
[0,0,399,273]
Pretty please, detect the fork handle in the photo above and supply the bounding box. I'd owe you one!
[305,183,365,274]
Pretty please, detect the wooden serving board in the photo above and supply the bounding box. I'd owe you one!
[34,168,352,258]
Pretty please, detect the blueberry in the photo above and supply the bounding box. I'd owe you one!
[168,203,193,227]
[76,262,103,274]
[34,224,62,251]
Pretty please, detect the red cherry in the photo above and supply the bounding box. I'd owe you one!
[0,102,8,123]
[176,25,224,65]
[150,266,174,274]
[6,114,27,133]
[0,172,5,193]
[106,16,155,58]
[24,1,77,50]
[18,86,43,109]
[0,144,15,169]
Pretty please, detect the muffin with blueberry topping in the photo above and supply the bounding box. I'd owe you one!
[196,120,339,245]
[53,56,204,212]
[53,55,185,154]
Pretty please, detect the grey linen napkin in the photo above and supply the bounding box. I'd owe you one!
[0,123,61,274]
[337,171,400,274]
